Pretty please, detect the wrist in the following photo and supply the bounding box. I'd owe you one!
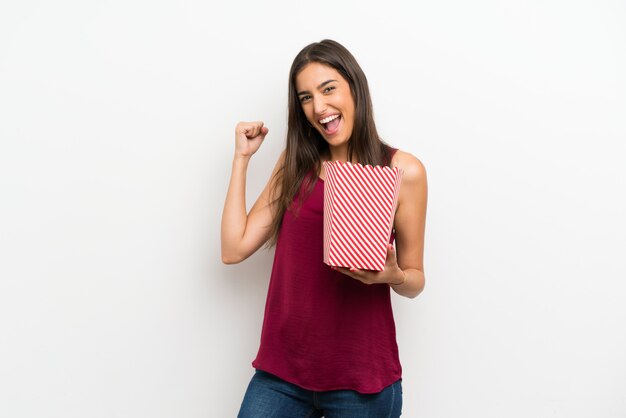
[390,269,407,286]
[232,155,252,171]
[233,153,252,163]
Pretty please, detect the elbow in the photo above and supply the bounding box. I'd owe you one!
[221,241,242,264]
[414,276,426,299]
[221,247,246,265]
[221,252,242,265]
[409,273,426,299]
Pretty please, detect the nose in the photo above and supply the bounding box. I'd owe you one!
[312,95,328,119]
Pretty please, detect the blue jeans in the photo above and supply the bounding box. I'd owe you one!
[237,369,402,417]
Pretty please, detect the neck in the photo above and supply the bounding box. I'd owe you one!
[328,144,352,163]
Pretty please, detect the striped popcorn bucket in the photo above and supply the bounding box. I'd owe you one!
[322,160,403,271]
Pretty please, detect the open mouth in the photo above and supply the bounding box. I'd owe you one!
[321,114,342,135]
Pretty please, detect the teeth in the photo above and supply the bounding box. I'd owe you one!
[319,114,340,124]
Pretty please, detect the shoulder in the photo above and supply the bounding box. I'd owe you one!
[277,148,287,164]
[267,149,288,193]
[390,149,427,184]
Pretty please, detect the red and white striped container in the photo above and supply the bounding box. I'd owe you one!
[322,160,403,271]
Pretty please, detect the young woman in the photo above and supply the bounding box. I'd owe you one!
[221,39,427,417]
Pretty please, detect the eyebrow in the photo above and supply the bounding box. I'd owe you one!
[297,79,338,96]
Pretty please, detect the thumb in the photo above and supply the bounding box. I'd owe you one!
[386,243,397,263]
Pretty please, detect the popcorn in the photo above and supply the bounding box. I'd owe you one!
[323,160,403,271]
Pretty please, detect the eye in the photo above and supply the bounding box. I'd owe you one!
[300,86,334,103]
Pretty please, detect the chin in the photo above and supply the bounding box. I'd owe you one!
[327,138,349,147]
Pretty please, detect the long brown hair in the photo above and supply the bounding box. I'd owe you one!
[265,39,393,248]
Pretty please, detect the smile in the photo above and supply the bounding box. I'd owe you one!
[320,114,342,135]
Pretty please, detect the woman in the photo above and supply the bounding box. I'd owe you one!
[221,39,427,417]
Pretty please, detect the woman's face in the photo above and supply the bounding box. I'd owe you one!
[295,62,355,150]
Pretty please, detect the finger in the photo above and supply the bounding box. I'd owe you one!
[332,266,357,277]
[238,122,266,137]
[386,244,398,264]
[256,127,268,139]
[332,266,374,284]
[253,121,264,135]
[332,265,359,272]
[241,125,253,137]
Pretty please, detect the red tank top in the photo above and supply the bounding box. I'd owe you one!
[251,150,402,394]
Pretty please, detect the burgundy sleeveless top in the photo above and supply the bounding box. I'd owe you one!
[251,150,402,394]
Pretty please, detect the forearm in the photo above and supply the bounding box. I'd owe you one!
[221,155,251,262]
[390,268,425,299]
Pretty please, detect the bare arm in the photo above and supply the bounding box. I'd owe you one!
[331,150,428,299]
[388,151,428,299]
[220,121,284,264]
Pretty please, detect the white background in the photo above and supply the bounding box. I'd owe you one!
[1,0,625,417]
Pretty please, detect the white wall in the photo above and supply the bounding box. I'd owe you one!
[1,0,625,417]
